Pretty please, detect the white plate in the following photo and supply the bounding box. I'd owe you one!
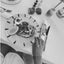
[0,0,22,5]
[3,52,24,64]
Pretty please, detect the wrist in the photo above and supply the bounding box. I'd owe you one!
[33,55,42,64]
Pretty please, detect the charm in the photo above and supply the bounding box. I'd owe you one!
[56,7,64,18]
[46,0,64,17]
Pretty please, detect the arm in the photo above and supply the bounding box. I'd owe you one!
[32,37,43,64]
[32,22,50,64]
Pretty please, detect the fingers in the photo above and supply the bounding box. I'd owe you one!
[32,37,46,53]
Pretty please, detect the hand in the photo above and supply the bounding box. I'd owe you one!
[32,37,46,64]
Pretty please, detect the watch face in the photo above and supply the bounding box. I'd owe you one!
[5,14,40,38]
[4,13,42,54]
